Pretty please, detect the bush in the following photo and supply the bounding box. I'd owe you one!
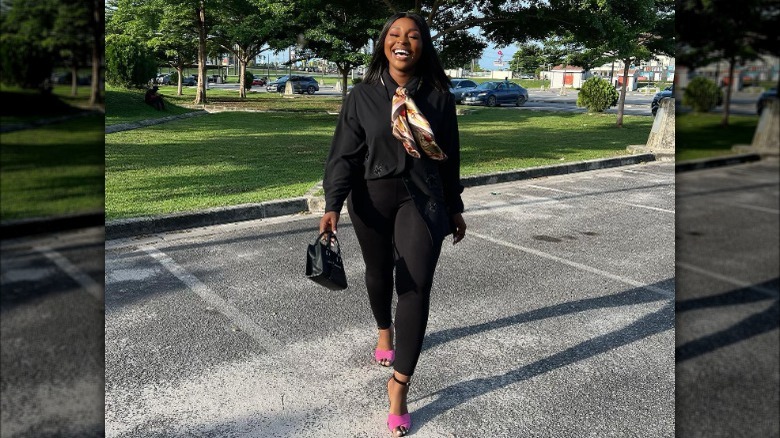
[577,77,619,112]
[0,34,55,88]
[105,35,158,88]
[352,77,363,85]
[683,76,722,113]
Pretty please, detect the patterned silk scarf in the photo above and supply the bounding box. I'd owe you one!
[390,84,447,161]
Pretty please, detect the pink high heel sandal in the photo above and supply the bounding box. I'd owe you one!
[387,374,411,436]
[375,348,395,367]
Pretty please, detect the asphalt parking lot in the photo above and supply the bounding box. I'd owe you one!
[676,158,780,438]
[103,161,675,437]
[1,227,105,437]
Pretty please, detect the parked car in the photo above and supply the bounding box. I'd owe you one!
[651,85,673,117]
[757,88,777,115]
[252,76,268,86]
[51,72,71,84]
[155,73,173,85]
[266,75,320,94]
[449,78,478,104]
[461,81,528,107]
[181,75,196,86]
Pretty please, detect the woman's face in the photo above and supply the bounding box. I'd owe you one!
[384,17,423,75]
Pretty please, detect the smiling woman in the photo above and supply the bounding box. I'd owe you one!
[319,12,465,438]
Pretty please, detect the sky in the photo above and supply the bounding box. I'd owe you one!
[479,43,518,71]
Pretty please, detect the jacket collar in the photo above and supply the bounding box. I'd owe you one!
[381,69,422,100]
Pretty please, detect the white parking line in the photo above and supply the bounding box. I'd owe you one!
[712,200,780,215]
[470,231,675,298]
[622,168,675,178]
[677,262,779,298]
[36,245,103,302]
[141,244,283,352]
[527,184,675,214]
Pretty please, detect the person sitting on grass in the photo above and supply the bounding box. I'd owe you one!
[145,86,165,110]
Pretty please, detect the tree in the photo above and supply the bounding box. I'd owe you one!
[677,0,779,126]
[105,33,158,88]
[149,3,199,96]
[210,0,297,99]
[46,0,94,100]
[0,0,58,88]
[298,0,386,101]
[551,0,675,127]
[509,43,543,75]
[437,30,486,70]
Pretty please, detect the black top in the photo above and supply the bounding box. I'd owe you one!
[323,71,464,218]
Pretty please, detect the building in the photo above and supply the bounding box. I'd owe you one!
[679,55,779,91]
[549,65,590,89]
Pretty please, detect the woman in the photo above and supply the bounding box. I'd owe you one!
[319,12,467,437]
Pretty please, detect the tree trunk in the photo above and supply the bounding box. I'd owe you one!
[721,57,735,127]
[340,64,349,101]
[71,65,79,96]
[89,0,102,106]
[195,1,207,105]
[176,65,184,96]
[616,59,630,128]
[239,57,247,99]
[609,60,615,87]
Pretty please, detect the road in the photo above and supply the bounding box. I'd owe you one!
[104,161,675,437]
[205,83,763,117]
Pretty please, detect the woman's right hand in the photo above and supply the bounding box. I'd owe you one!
[319,211,340,234]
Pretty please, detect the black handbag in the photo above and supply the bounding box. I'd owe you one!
[305,231,348,290]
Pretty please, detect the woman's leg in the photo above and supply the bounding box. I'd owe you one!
[347,179,397,331]
[392,197,443,377]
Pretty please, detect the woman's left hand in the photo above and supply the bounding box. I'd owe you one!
[451,213,467,245]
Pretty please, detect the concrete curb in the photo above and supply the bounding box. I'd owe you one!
[675,153,762,173]
[105,154,658,240]
[105,198,308,240]
[460,154,656,187]
[0,211,104,240]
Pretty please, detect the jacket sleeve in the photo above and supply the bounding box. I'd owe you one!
[437,93,465,215]
[323,88,366,213]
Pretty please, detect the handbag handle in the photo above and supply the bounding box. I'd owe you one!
[316,231,341,253]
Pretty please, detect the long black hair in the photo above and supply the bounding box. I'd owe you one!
[363,12,451,92]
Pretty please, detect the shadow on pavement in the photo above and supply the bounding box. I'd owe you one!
[414,281,674,429]
[676,278,779,363]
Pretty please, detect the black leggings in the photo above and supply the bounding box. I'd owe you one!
[347,176,442,377]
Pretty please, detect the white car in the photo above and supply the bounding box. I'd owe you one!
[449,78,478,104]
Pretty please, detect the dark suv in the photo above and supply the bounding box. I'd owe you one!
[651,85,673,117]
[266,75,320,94]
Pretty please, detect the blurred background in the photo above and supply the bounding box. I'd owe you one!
[1,0,105,435]
[675,0,779,437]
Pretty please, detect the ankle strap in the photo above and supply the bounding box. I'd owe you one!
[392,374,411,386]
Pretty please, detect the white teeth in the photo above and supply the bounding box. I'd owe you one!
[393,49,409,56]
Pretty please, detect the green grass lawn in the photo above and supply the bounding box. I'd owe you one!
[676,112,759,161]
[105,107,651,220]
[0,85,94,125]
[105,85,345,126]
[1,114,105,221]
